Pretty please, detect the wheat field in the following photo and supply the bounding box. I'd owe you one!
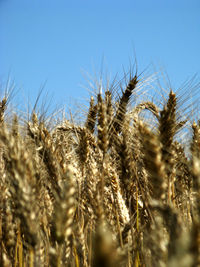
[0,70,200,267]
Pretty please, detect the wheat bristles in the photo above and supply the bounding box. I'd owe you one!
[0,68,199,266]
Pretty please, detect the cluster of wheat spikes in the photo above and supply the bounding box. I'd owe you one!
[0,70,200,267]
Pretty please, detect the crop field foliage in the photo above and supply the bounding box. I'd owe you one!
[0,68,200,267]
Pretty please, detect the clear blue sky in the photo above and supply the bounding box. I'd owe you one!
[0,0,200,114]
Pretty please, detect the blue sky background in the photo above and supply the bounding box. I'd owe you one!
[0,0,200,116]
